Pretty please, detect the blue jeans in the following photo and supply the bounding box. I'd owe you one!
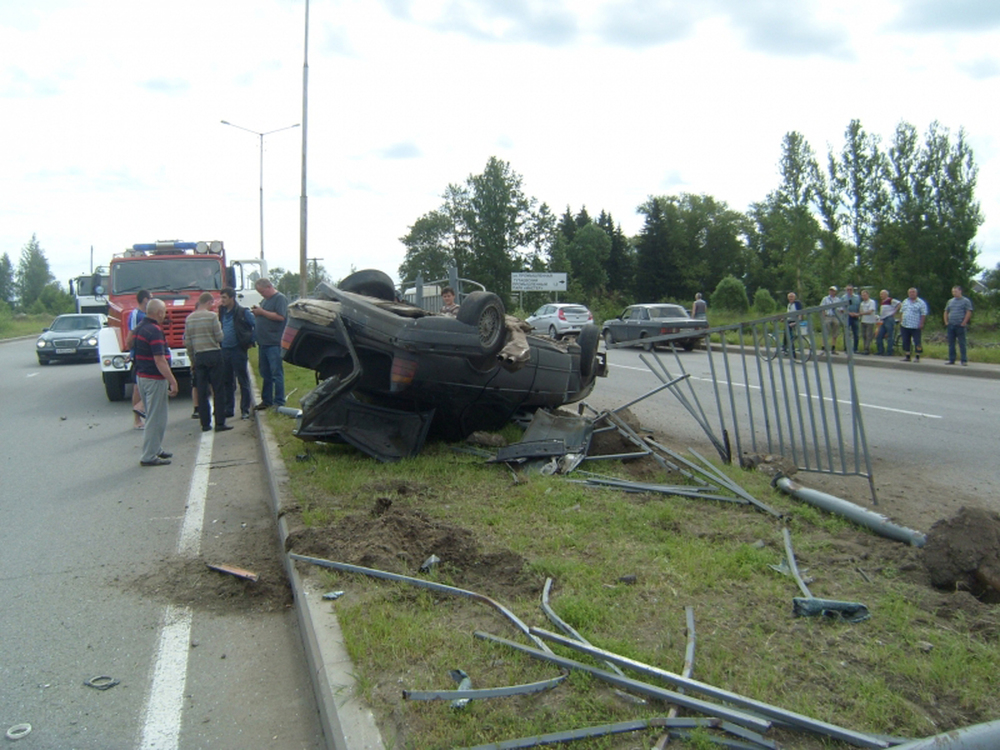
[875,319,894,355]
[947,324,968,363]
[258,344,285,407]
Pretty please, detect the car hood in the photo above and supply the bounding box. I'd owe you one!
[39,327,102,340]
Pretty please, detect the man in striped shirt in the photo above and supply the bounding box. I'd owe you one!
[184,292,230,433]
[134,299,178,466]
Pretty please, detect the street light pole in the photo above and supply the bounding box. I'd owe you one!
[220,120,299,260]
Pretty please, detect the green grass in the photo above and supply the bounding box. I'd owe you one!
[0,312,56,339]
[257,349,1000,749]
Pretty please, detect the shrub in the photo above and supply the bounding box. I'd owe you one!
[753,288,777,315]
[712,275,749,313]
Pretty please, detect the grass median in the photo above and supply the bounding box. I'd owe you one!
[252,360,1000,749]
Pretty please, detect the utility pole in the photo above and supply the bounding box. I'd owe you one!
[299,0,310,299]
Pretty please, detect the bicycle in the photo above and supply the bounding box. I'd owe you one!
[758,321,814,364]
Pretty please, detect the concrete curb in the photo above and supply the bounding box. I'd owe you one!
[254,403,386,750]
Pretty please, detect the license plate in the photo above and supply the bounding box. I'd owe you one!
[55,348,77,354]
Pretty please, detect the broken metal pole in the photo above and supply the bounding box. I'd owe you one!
[781,527,814,599]
[461,717,734,750]
[773,476,926,547]
[474,631,773,734]
[527,627,891,749]
[289,553,552,654]
[611,373,690,415]
[403,673,567,702]
[541,578,626,678]
[888,719,1000,749]
[688,448,782,518]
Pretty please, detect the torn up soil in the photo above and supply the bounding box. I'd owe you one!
[285,500,541,604]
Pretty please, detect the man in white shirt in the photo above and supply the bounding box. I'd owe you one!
[821,286,841,353]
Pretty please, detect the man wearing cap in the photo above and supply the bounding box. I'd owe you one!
[821,286,842,354]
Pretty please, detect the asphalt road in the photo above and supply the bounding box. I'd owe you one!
[0,338,323,749]
[586,346,1000,519]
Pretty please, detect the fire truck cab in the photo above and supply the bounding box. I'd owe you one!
[98,240,266,401]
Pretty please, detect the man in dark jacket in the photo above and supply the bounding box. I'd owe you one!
[218,287,256,420]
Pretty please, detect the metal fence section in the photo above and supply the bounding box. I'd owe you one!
[612,301,878,504]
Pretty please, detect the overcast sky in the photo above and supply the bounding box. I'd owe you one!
[2,0,999,292]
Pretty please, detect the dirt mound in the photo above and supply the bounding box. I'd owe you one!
[285,500,540,601]
[923,506,1000,601]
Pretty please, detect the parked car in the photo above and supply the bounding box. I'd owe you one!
[601,304,708,351]
[525,303,593,339]
[36,313,107,365]
[281,270,605,456]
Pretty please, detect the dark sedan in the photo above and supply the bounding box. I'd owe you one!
[36,314,106,365]
[281,270,604,455]
[601,304,708,351]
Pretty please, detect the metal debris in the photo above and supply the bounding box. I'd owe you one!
[449,669,472,709]
[322,590,345,600]
[419,554,441,573]
[289,553,552,654]
[526,627,891,749]
[6,724,31,740]
[781,528,870,623]
[84,675,120,691]
[774,475,925,546]
[403,673,567,702]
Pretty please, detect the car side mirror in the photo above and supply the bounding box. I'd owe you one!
[43,327,50,332]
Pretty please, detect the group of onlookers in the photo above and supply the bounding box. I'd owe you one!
[129,279,289,467]
[811,284,974,364]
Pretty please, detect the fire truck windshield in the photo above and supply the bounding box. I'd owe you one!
[112,258,223,295]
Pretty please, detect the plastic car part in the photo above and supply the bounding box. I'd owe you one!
[294,392,435,463]
[6,724,31,740]
[84,675,120,690]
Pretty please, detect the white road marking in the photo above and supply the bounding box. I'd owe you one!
[139,428,214,749]
[177,430,215,557]
[607,363,942,419]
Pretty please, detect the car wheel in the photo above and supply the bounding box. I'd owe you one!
[457,291,506,356]
[640,333,653,351]
[603,329,614,346]
[103,371,127,401]
[683,340,696,351]
[338,269,396,301]
[548,325,559,340]
[577,325,599,379]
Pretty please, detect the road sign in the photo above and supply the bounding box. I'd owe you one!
[511,272,567,292]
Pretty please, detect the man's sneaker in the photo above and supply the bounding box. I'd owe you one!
[140,457,171,467]
[961,361,968,366]
[915,355,920,362]
[215,424,234,432]
[901,356,910,362]
[945,361,956,365]
[241,412,250,420]
[253,403,270,411]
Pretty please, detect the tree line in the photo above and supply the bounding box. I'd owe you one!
[399,120,988,317]
[0,234,74,319]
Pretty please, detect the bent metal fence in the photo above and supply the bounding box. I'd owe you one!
[608,300,878,504]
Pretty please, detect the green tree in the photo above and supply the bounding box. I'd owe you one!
[596,210,634,296]
[775,132,822,298]
[0,253,14,306]
[835,119,889,278]
[398,209,463,283]
[37,283,74,314]
[882,121,983,311]
[635,196,682,302]
[712,275,750,313]
[276,271,301,299]
[566,222,610,294]
[16,234,54,311]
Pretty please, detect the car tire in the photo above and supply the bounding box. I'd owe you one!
[603,329,614,346]
[457,291,506,356]
[640,332,653,351]
[103,371,127,401]
[683,340,696,351]
[338,269,397,301]
[577,324,600,379]
[548,325,559,340]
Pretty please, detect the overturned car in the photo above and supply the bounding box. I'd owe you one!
[280,270,606,460]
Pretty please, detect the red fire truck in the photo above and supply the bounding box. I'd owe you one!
[98,240,266,401]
